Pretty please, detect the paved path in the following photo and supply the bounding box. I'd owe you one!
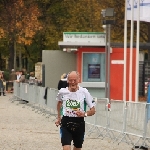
[0,94,133,150]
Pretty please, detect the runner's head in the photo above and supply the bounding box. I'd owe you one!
[67,71,80,92]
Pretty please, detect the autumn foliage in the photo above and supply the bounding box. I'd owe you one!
[0,0,42,45]
[0,0,150,71]
[0,28,4,38]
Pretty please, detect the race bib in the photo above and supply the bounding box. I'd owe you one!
[66,99,80,111]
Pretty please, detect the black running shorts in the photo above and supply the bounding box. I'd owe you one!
[60,116,85,148]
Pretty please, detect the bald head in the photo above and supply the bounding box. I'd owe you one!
[68,71,79,79]
[67,71,80,92]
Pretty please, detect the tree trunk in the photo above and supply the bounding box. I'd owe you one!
[19,50,22,70]
[14,41,16,71]
[8,42,14,72]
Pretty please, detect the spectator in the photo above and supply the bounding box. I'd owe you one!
[29,72,37,85]
[16,70,21,81]
[26,72,30,80]
[16,70,25,83]
[0,74,6,96]
[9,69,17,93]
[22,68,28,80]
[57,73,68,90]
[17,70,28,104]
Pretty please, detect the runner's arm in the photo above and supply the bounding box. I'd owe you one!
[55,101,62,127]
[57,101,62,119]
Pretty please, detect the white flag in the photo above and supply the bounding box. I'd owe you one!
[127,0,150,22]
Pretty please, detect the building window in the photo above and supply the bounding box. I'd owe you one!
[82,53,105,82]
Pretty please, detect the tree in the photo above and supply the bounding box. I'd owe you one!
[36,0,104,50]
[0,0,42,71]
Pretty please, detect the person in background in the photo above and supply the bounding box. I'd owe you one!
[0,74,6,96]
[29,72,37,85]
[57,73,68,90]
[16,70,21,82]
[9,69,17,93]
[16,70,25,83]
[29,72,36,79]
[22,68,29,80]
[55,71,95,150]
[17,70,28,104]
[57,73,68,118]
[26,72,30,80]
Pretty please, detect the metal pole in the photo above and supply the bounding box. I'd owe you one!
[107,24,111,99]
[123,0,127,102]
[129,0,134,101]
[135,0,140,102]
[105,25,108,98]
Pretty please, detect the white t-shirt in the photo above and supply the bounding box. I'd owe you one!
[56,86,94,117]
[29,76,36,80]
[17,74,21,80]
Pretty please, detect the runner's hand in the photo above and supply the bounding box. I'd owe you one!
[76,110,85,117]
[55,117,61,127]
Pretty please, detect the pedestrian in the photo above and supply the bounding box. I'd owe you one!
[57,73,68,117]
[16,70,25,83]
[57,73,68,90]
[17,70,28,104]
[9,69,17,93]
[0,74,6,96]
[16,70,21,82]
[29,72,37,85]
[55,71,95,150]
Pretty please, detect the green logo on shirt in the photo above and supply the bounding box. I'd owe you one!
[66,99,80,109]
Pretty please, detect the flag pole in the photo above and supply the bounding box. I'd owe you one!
[123,0,127,101]
[135,0,140,102]
[129,0,134,101]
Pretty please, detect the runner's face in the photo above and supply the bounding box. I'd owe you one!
[68,74,79,91]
